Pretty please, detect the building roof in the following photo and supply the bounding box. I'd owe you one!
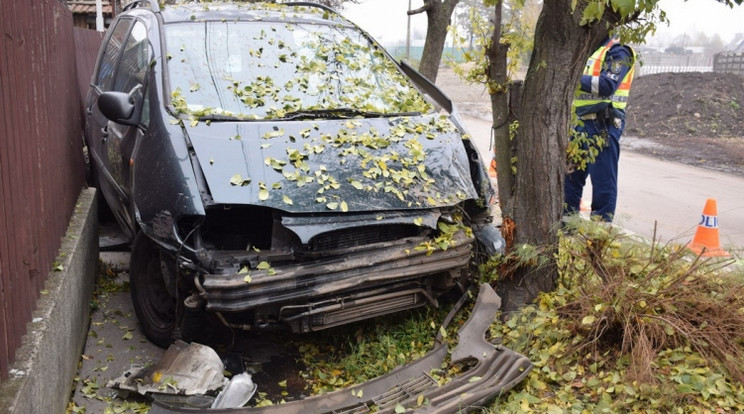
[68,1,113,14]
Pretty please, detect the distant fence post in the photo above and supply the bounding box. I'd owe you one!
[713,52,744,76]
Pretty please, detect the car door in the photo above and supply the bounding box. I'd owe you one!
[85,18,152,239]
[85,17,133,225]
[105,20,152,238]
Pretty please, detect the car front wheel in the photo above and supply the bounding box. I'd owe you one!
[130,231,179,347]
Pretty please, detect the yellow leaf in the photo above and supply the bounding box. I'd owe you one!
[230,174,250,186]
[283,195,293,205]
[259,188,269,201]
[582,315,596,325]
[340,201,348,212]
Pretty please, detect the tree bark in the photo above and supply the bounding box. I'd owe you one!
[503,0,609,309]
[410,0,460,82]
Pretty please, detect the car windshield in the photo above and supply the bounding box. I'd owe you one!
[165,19,433,120]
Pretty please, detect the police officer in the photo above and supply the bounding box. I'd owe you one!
[564,36,636,222]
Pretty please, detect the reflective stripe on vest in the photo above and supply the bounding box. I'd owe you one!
[574,39,635,112]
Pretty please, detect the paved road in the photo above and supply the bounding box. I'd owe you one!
[460,114,744,252]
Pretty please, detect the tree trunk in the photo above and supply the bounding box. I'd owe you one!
[486,3,513,224]
[501,0,609,310]
[415,0,460,82]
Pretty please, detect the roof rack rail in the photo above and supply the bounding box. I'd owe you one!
[123,0,160,13]
[284,2,339,15]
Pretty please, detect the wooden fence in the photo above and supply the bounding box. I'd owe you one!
[713,53,744,76]
[0,0,92,379]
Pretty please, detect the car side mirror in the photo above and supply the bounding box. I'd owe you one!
[98,90,140,126]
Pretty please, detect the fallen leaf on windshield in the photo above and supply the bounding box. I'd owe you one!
[230,174,251,186]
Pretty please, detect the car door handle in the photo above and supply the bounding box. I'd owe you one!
[100,126,109,143]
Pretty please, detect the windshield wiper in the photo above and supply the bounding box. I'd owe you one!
[282,108,420,120]
[197,114,256,122]
[194,109,421,122]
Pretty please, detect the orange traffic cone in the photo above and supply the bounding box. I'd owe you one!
[488,158,497,178]
[687,198,729,257]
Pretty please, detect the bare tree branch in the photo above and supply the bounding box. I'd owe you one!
[408,4,430,15]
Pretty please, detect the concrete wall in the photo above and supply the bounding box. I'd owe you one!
[0,188,98,414]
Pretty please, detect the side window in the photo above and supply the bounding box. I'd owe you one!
[114,22,150,94]
[95,18,133,91]
[114,21,152,127]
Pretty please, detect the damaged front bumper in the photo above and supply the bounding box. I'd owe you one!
[194,231,475,333]
[150,283,533,414]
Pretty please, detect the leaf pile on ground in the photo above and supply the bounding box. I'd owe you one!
[490,221,744,412]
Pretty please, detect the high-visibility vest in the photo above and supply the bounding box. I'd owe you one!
[574,38,636,113]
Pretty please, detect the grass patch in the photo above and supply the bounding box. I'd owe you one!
[295,305,452,395]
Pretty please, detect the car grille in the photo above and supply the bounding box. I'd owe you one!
[304,225,425,252]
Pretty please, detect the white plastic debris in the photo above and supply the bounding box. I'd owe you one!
[211,372,257,409]
[108,340,227,396]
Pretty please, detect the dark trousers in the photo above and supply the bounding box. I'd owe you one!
[564,117,623,222]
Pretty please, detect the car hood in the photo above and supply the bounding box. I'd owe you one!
[186,114,478,213]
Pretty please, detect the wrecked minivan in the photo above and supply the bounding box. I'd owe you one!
[84,1,504,347]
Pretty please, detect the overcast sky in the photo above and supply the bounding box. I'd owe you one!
[341,0,744,46]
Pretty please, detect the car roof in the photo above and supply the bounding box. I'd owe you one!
[153,1,354,27]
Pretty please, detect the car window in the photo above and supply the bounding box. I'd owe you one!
[164,20,432,120]
[95,18,133,91]
[114,21,151,94]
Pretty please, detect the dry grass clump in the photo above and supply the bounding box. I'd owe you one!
[557,220,744,383]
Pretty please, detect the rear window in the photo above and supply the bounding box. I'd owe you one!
[164,20,432,119]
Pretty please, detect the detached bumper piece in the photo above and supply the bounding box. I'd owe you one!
[150,284,533,414]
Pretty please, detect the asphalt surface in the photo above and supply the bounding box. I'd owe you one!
[460,114,744,253]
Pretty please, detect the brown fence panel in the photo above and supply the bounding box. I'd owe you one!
[713,53,744,76]
[0,0,87,378]
[74,28,105,110]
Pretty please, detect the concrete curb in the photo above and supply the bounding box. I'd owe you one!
[0,188,98,414]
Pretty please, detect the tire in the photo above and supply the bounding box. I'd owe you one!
[130,231,179,347]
